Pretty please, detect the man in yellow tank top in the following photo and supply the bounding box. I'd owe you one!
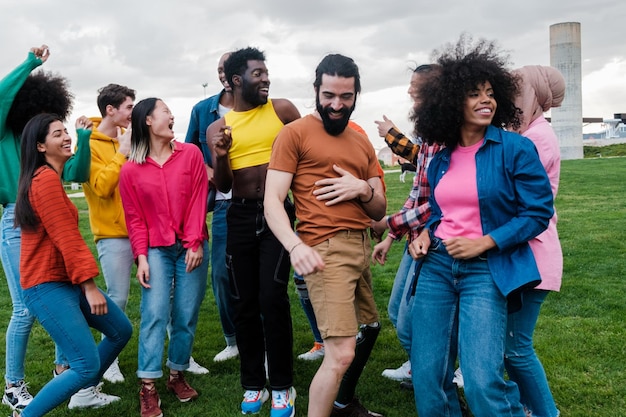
[208,47,300,417]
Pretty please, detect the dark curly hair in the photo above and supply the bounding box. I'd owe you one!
[414,35,521,148]
[224,47,265,91]
[6,70,74,137]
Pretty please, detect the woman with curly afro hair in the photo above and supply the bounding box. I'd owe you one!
[406,36,555,416]
[1,45,93,412]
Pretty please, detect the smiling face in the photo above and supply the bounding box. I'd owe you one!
[36,120,72,165]
[109,96,134,129]
[217,53,231,92]
[315,74,356,136]
[146,100,175,141]
[463,81,497,130]
[240,59,270,107]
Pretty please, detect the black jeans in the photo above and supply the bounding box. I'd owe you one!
[226,198,294,390]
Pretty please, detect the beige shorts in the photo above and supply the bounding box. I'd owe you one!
[305,230,379,339]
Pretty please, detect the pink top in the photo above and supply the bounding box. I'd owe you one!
[119,141,208,258]
[523,117,562,291]
[434,140,483,240]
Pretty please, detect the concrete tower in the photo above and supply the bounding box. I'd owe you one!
[550,22,583,159]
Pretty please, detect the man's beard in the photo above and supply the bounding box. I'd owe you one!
[241,77,267,107]
[316,96,354,136]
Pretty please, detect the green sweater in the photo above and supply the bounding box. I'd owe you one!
[0,52,90,205]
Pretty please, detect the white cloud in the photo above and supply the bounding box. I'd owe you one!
[1,0,624,148]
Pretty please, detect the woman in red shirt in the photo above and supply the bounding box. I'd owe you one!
[13,113,132,417]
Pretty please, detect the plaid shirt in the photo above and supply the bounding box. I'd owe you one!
[384,127,420,164]
[386,132,442,242]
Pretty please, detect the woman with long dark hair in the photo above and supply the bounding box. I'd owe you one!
[407,36,554,416]
[13,113,132,417]
[119,98,209,417]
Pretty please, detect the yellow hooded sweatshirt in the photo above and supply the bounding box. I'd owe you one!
[82,117,129,242]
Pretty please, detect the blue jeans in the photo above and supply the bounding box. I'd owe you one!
[211,199,236,346]
[294,272,323,344]
[387,245,415,355]
[1,205,36,384]
[137,240,208,379]
[21,282,132,417]
[411,238,524,417]
[506,290,559,417]
[96,238,133,312]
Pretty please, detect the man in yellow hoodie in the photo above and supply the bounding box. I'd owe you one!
[80,84,135,395]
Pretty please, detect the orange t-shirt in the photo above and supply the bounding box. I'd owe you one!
[348,120,386,193]
[269,115,382,246]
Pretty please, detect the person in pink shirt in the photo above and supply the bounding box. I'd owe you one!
[119,98,209,417]
[504,65,565,417]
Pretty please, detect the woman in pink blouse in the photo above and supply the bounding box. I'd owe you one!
[119,98,209,417]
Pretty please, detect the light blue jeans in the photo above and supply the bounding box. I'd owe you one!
[21,282,132,417]
[411,238,524,417]
[211,200,236,346]
[137,240,208,379]
[1,205,35,385]
[293,272,323,344]
[96,238,133,312]
[506,290,559,417]
[387,245,415,355]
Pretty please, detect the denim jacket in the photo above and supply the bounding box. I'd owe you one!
[425,125,554,298]
[184,90,226,166]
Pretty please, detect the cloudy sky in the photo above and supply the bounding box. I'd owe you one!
[1,0,624,149]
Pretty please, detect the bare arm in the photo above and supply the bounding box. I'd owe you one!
[272,98,301,124]
[264,169,324,276]
[207,118,233,193]
[313,164,386,221]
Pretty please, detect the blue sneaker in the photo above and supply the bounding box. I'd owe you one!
[241,388,269,414]
[270,387,296,417]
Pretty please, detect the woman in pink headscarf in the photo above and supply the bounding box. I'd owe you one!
[505,65,565,417]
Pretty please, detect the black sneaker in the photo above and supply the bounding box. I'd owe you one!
[330,398,384,417]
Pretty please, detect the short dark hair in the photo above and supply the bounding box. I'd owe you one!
[97,84,136,117]
[6,71,73,136]
[15,113,64,230]
[313,54,361,95]
[224,47,266,90]
[414,35,521,148]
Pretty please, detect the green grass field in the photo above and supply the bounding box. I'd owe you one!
[0,156,624,417]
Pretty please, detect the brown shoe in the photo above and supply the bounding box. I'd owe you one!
[139,383,163,417]
[167,372,199,402]
[330,398,384,417]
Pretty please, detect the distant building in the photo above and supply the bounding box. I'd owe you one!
[377,147,409,167]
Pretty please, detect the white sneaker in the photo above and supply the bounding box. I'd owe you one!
[68,385,120,409]
[453,367,464,388]
[187,356,209,375]
[297,342,325,361]
[3,381,33,410]
[213,345,239,362]
[102,358,125,383]
[381,360,411,381]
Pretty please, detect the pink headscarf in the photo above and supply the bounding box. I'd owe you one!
[513,65,566,133]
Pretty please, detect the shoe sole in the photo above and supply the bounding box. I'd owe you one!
[242,390,269,414]
[381,373,410,382]
[214,354,239,362]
